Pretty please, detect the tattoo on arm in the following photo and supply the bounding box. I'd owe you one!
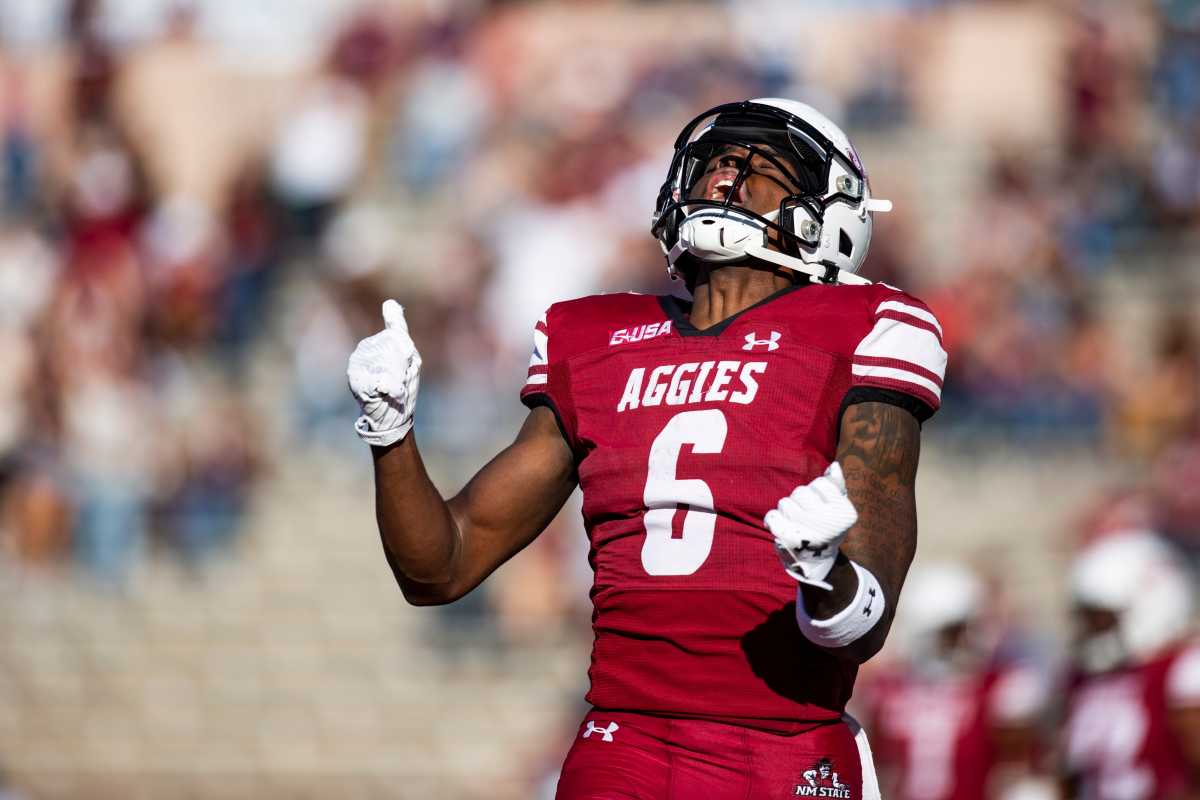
[836,401,920,592]
[799,401,921,635]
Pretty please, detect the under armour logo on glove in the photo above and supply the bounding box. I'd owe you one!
[582,721,619,742]
[765,462,858,590]
[797,540,828,557]
[743,331,782,351]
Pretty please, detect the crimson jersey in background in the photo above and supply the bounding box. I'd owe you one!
[864,665,1047,800]
[1063,640,1200,800]
[520,283,947,731]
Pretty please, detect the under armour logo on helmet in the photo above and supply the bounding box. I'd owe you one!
[743,331,782,351]
[582,720,619,742]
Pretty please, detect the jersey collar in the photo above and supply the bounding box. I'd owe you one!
[657,282,807,337]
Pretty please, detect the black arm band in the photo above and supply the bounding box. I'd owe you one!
[839,386,934,427]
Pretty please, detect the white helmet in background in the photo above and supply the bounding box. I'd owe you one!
[896,562,986,674]
[651,98,892,287]
[1070,530,1195,672]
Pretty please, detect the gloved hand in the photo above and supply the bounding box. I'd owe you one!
[764,462,858,590]
[347,300,422,447]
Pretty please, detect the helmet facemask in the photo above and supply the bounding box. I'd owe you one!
[1072,603,1129,675]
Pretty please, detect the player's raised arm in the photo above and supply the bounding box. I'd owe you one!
[347,301,577,605]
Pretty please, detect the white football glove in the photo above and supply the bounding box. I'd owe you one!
[765,462,858,590]
[347,299,422,447]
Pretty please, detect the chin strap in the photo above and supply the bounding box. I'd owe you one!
[742,243,873,286]
[667,207,874,287]
[670,239,873,287]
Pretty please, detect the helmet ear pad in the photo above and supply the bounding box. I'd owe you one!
[819,199,874,273]
[776,196,872,274]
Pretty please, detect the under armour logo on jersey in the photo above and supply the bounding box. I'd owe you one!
[743,331,782,351]
[863,587,877,617]
[582,721,619,742]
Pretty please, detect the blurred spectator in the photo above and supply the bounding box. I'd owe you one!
[113,1,245,209]
[389,18,491,192]
[268,75,369,241]
[1116,314,1200,461]
[152,372,261,569]
[65,0,119,126]
[210,162,281,358]
[0,457,73,568]
[1150,435,1200,564]
[326,7,400,96]
[1,55,37,214]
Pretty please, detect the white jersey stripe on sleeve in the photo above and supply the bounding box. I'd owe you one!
[875,300,943,337]
[851,363,942,401]
[524,373,549,386]
[854,317,948,380]
[854,355,942,387]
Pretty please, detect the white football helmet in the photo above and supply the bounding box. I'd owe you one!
[895,562,986,674]
[1070,530,1196,672]
[651,98,892,287]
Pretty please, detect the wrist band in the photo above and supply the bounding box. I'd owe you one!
[795,561,886,648]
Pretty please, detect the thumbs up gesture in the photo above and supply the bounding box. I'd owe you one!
[347,300,423,446]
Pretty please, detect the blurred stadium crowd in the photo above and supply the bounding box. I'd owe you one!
[0,0,1198,797]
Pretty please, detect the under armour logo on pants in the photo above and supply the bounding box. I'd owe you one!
[582,721,619,742]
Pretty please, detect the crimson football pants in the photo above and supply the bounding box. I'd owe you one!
[555,710,880,800]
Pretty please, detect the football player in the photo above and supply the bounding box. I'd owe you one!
[1060,530,1200,800]
[348,99,948,798]
[863,563,1053,800]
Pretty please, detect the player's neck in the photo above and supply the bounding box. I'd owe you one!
[689,266,794,330]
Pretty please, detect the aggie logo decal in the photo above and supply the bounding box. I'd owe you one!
[794,757,851,798]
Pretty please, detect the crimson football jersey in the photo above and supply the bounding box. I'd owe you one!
[519,282,947,731]
[1062,641,1199,800]
[865,664,1047,800]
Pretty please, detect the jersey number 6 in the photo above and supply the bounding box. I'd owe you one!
[640,409,728,576]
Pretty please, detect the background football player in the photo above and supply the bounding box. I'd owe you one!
[1059,530,1199,800]
[348,98,947,798]
[862,562,1053,800]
